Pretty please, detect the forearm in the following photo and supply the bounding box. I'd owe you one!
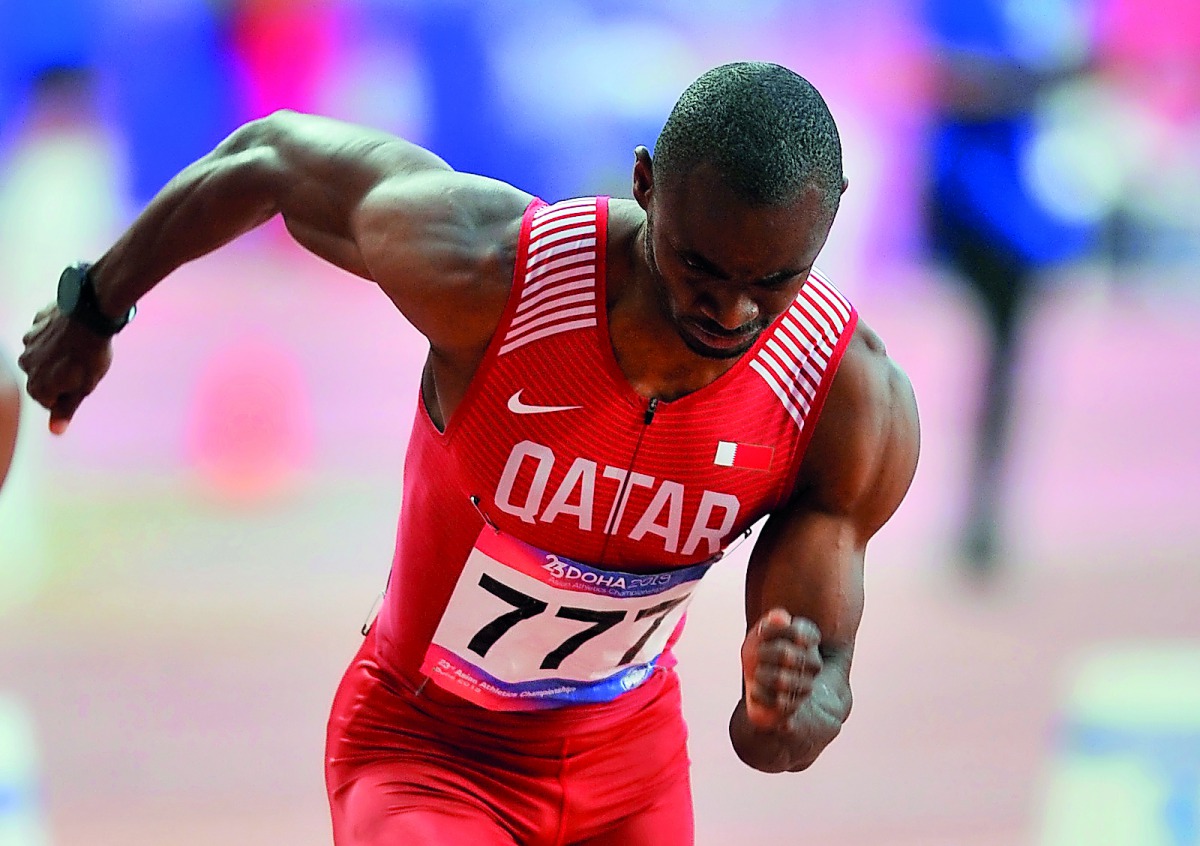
[87,119,288,316]
[83,108,456,314]
[729,662,852,773]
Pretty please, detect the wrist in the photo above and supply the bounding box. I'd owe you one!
[86,257,141,318]
[56,262,136,337]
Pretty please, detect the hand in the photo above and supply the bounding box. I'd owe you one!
[18,303,113,435]
[740,608,822,731]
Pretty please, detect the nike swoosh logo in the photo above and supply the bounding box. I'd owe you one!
[507,389,583,415]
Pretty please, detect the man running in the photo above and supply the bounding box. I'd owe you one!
[19,62,919,845]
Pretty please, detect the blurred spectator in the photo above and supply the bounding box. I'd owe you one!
[0,65,120,614]
[0,0,99,134]
[921,0,1104,575]
[1092,0,1200,269]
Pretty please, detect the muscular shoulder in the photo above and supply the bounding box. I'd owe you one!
[793,320,920,535]
[354,170,534,356]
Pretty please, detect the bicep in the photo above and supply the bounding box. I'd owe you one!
[240,111,447,277]
[244,111,533,346]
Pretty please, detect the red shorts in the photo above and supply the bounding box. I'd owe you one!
[325,630,695,846]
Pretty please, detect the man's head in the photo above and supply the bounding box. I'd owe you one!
[633,62,846,359]
[654,61,844,211]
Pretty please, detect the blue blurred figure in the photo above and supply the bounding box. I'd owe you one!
[923,0,1102,575]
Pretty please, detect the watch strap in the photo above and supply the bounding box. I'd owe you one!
[60,263,136,337]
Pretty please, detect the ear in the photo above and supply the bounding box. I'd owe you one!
[632,146,654,210]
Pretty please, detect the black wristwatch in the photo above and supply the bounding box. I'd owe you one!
[57,262,136,337]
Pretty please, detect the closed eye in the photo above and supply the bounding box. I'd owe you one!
[678,250,728,279]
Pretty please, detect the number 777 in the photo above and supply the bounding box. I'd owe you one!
[466,573,686,671]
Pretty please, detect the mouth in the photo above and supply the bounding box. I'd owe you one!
[680,319,759,357]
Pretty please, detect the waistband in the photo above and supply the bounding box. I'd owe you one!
[349,627,682,756]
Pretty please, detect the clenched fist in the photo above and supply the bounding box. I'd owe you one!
[740,607,822,730]
[18,304,113,435]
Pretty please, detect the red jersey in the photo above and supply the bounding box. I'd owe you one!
[371,196,857,712]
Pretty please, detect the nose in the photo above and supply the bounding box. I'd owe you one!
[699,288,759,333]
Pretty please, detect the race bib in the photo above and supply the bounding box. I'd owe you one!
[420,528,712,710]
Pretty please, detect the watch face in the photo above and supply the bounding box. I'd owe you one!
[57,265,85,314]
[55,262,132,337]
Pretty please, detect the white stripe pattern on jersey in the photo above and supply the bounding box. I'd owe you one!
[750,269,853,428]
[500,198,600,356]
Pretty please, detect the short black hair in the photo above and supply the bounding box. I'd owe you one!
[653,62,843,210]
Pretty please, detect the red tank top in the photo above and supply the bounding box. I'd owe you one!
[371,196,857,711]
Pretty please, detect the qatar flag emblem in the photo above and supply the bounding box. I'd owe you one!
[714,441,773,471]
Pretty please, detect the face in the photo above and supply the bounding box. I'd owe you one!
[634,156,838,360]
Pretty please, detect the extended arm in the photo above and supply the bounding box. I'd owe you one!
[19,110,532,430]
[729,323,920,773]
[85,110,440,314]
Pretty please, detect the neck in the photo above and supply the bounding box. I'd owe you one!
[606,202,742,402]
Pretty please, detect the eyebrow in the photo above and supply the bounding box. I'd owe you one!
[679,249,803,287]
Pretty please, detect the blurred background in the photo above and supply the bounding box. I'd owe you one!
[1,0,1198,844]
